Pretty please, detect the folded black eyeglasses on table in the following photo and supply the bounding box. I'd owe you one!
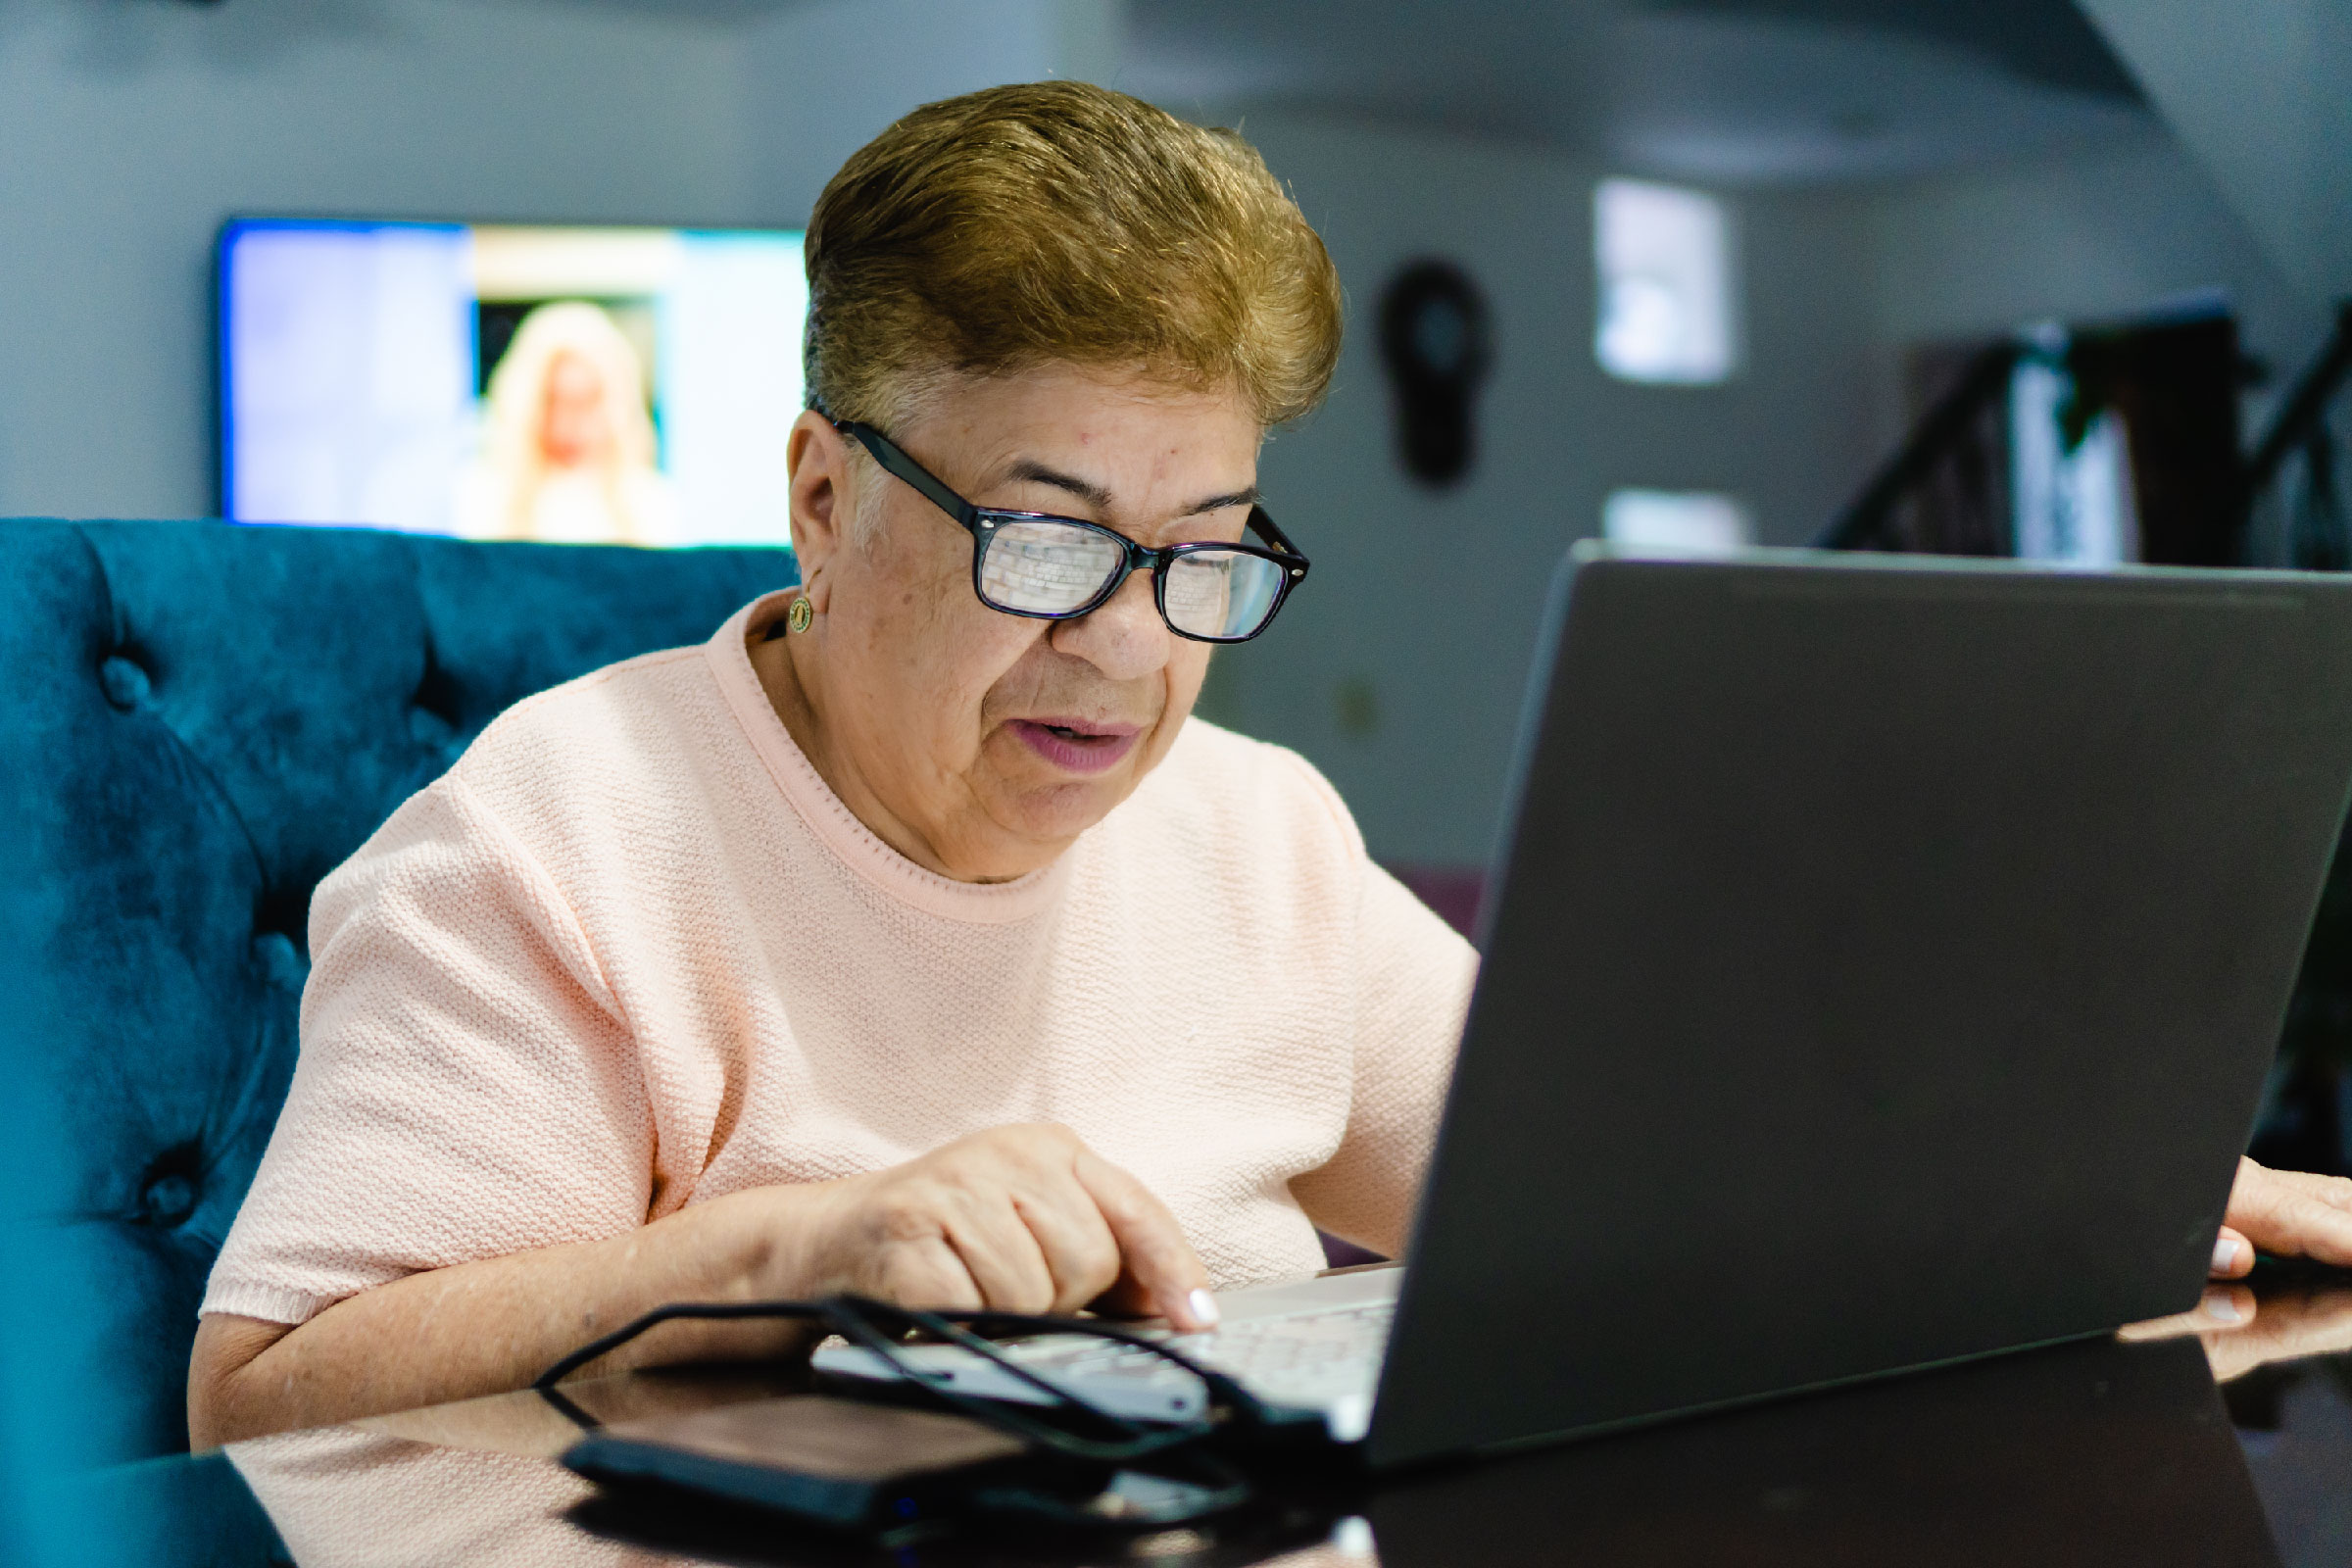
[533,1294,1342,1544]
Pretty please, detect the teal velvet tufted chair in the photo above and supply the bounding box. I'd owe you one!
[0,519,793,1466]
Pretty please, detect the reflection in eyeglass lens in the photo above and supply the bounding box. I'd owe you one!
[979,520,1283,637]
[1169,550,1284,638]
[1163,551,1237,634]
[981,520,1124,612]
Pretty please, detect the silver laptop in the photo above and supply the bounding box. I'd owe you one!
[820,544,2352,1468]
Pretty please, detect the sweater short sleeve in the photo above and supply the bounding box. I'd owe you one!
[201,776,652,1326]
[1277,758,1479,1257]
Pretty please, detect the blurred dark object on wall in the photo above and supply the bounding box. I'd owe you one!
[1379,260,1492,487]
[2286,419,2347,571]
[2064,313,2244,565]
[2257,303,2352,573]
[1870,340,2016,557]
[1822,309,2243,565]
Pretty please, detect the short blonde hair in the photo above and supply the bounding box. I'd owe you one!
[804,81,1343,431]
[482,301,658,475]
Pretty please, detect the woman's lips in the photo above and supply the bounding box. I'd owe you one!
[1007,718,1144,775]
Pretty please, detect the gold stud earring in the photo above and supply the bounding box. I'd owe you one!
[786,595,815,634]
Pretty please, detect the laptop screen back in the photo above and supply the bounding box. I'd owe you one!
[1371,548,2352,1466]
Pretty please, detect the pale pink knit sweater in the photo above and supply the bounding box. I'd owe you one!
[204,593,1477,1326]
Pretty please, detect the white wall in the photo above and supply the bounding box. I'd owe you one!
[0,0,753,521]
[1865,132,2329,399]
[740,0,1120,223]
[1199,115,1881,865]
[2080,0,2352,307]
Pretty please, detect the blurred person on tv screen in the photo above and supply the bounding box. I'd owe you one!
[456,300,681,546]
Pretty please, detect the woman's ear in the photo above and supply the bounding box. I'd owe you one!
[785,411,853,613]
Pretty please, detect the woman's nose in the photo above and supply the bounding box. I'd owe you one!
[1051,566,1171,681]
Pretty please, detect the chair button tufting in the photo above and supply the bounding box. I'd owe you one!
[136,1165,199,1229]
[252,929,305,991]
[409,705,457,749]
[141,1172,197,1228]
[99,655,151,710]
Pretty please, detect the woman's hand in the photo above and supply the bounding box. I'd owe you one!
[190,1122,1213,1447]
[2196,1283,2352,1383]
[768,1123,1219,1331]
[2120,1281,2352,1383]
[2209,1156,2352,1277]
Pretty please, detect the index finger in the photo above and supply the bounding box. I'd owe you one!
[1070,1149,1217,1332]
[2230,1161,2352,1267]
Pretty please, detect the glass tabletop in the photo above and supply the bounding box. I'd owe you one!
[49,1271,2352,1568]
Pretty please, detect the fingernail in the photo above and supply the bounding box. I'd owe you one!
[2212,1237,2244,1274]
[2203,1293,2245,1324]
[1187,1288,1221,1328]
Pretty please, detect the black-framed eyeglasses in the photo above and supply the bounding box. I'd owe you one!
[830,416,1309,643]
[533,1293,1298,1531]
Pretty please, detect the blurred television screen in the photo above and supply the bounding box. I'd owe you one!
[219,219,808,549]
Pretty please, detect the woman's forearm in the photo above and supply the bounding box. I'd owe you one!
[186,1182,835,1448]
[188,1124,1214,1448]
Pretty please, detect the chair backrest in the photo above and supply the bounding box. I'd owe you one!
[0,519,793,1463]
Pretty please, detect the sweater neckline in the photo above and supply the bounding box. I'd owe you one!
[706,591,1071,925]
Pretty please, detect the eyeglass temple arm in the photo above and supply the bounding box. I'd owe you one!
[830,418,981,531]
[1247,506,1307,566]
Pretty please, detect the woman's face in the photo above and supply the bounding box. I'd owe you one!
[776,364,1263,882]
[539,351,614,468]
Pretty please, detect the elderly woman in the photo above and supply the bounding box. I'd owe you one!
[191,82,2351,1446]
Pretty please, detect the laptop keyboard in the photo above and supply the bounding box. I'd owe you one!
[1012,1297,1395,1396]
[1169,1298,1396,1381]
[809,1291,1399,1439]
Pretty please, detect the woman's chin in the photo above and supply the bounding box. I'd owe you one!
[1018,780,1127,837]
[969,770,1135,857]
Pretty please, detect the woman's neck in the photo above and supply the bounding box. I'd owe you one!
[747,601,1034,885]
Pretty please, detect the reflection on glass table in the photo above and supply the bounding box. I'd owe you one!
[2123,1277,2352,1566]
[49,1272,2352,1568]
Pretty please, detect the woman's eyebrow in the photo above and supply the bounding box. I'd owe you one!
[1003,459,1261,516]
[1004,460,1115,511]
[1183,485,1264,515]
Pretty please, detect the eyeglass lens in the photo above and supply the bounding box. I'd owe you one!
[979,518,1286,640]
[980,520,1124,614]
